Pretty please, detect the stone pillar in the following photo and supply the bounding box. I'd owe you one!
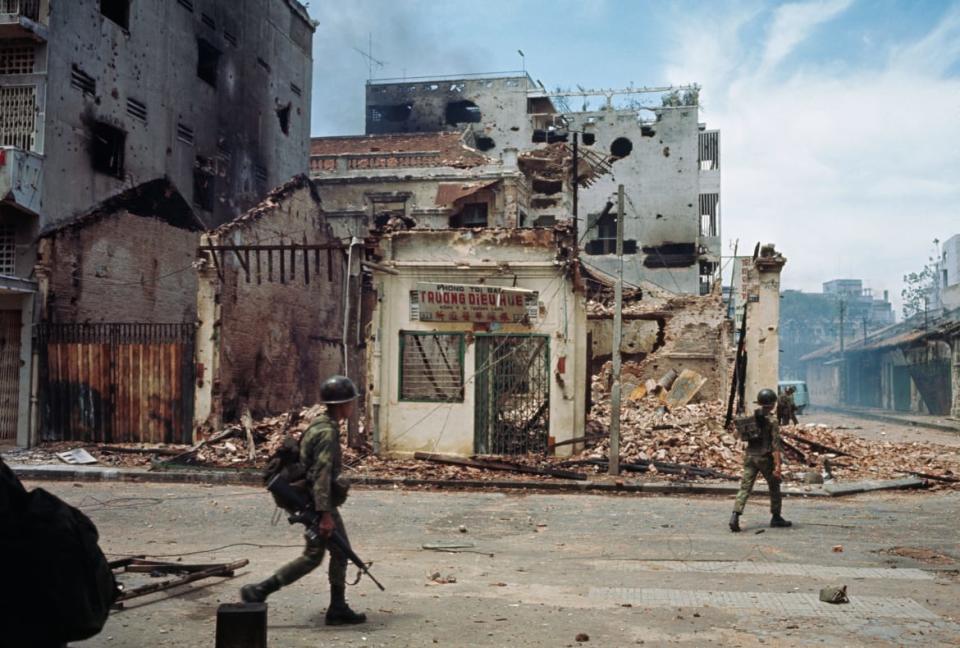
[743,245,786,404]
[193,235,222,439]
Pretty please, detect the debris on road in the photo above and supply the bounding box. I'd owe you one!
[12,397,959,491]
[110,558,249,609]
[819,585,849,604]
[56,448,98,465]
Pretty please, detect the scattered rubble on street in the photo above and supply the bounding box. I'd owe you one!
[10,391,959,491]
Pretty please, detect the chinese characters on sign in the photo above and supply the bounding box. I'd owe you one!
[412,282,537,323]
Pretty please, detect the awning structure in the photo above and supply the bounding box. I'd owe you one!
[435,180,499,206]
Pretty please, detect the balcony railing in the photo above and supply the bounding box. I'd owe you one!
[0,0,40,22]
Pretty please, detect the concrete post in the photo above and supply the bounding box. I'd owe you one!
[193,238,222,438]
[743,245,786,403]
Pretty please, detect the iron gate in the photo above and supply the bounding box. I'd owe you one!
[38,323,195,443]
[474,335,549,455]
[0,310,21,440]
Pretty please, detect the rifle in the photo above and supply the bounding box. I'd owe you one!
[266,474,385,591]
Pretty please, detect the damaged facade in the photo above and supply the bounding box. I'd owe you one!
[361,74,720,293]
[366,227,586,456]
[194,176,353,430]
[0,0,314,445]
[310,130,530,235]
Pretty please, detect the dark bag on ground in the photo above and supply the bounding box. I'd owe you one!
[0,458,117,647]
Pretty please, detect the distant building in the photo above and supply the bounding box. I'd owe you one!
[939,234,960,312]
[779,279,894,380]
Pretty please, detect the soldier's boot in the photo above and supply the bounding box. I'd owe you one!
[770,514,793,528]
[240,575,281,603]
[325,584,367,626]
[729,512,741,533]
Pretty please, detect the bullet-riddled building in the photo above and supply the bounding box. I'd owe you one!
[360,74,720,295]
[0,0,314,446]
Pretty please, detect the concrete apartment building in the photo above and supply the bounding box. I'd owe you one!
[0,0,313,445]
[361,73,721,294]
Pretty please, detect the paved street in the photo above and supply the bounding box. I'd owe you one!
[22,480,959,647]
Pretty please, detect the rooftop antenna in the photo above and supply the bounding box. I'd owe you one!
[518,49,525,75]
[353,32,385,81]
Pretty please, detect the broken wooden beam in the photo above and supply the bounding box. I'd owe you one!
[897,470,960,483]
[113,559,249,608]
[413,452,587,481]
[782,431,855,458]
[97,445,183,457]
[780,438,809,465]
[547,434,607,450]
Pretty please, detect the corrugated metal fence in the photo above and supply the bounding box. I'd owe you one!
[38,323,195,443]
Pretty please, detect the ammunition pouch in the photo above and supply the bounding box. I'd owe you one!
[332,475,350,508]
[734,413,764,443]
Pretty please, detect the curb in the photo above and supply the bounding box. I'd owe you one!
[811,406,960,434]
[9,463,834,497]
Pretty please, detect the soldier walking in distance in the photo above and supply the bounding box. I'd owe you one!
[240,375,367,626]
[777,386,799,426]
[730,388,792,532]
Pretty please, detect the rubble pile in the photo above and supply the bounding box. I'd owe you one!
[581,372,960,487]
[779,422,960,486]
[583,386,741,475]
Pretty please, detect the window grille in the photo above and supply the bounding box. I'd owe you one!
[176,122,194,145]
[0,224,15,275]
[0,85,36,151]
[223,30,237,47]
[400,332,464,402]
[200,12,215,29]
[254,164,267,183]
[70,65,96,95]
[699,130,720,170]
[290,82,302,97]
[176,0,193,10]
[126,97,147,123]
[699,193,719,237]
[0,44,34,75]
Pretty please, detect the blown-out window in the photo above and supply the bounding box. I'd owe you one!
[399,332,464,402]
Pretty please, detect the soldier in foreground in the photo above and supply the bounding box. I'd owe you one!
[240,375,366,626]
[730,388,793,532]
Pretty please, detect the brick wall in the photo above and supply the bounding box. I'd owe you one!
[211,185,353,419]
[42,211,199,323]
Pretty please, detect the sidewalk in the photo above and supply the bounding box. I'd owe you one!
[810,405,960,433]
[7,461,928,497]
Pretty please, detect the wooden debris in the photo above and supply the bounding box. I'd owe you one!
[414,452,587,481]
[782,431,854,458]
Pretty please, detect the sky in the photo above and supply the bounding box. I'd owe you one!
[305,0,960,314]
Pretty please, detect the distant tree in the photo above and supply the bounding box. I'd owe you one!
[901,265,935,320]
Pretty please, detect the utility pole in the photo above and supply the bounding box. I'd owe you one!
[571,132,579,247]
[609,185,624,476]
[839,298,846,405]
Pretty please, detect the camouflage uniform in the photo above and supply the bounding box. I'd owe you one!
[274,412,350,587]
[733,409,783,515]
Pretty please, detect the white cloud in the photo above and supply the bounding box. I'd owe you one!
[663,2,960,313]
[758,0,854,74]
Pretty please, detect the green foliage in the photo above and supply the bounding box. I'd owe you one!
[901,265,934,320]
